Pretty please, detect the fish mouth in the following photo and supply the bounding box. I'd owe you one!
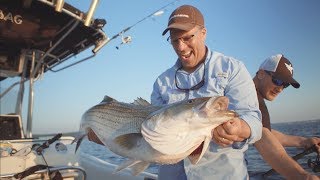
[187,136,211,164]
[189,142,204,157]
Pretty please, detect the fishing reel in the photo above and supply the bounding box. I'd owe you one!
[308,153,320,173]
[115,33,132,49]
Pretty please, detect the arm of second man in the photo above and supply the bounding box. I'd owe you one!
[272,129,320,153]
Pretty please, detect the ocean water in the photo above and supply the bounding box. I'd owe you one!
[80,119,320,179]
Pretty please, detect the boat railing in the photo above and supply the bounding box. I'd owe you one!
[0,165,87,180]
[38,0,99,27]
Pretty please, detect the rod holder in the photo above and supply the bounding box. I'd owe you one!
[55,0,64,12]
[84,0,99,26]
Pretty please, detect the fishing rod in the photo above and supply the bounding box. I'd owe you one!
[107,0,180,48]
[52,0,181,72]
[108,0,180,49]
[263,144,320,177]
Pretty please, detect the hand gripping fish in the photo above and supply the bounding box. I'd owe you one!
[74,95,238,175]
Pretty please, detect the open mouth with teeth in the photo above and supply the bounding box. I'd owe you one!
[180,52,192,59]
[181,51,191,58]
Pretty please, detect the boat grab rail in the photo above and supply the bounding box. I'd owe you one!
[37,0,100,27]
[0,165,87,180]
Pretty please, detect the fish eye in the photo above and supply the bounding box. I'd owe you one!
[187,100,194,104]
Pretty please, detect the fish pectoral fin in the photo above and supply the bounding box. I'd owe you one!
[114,159,140,173]
[115,159,150,176]
[113,133,142,150]
[207,96,229,111]
[130,161,150,176]
[200,96,232,118]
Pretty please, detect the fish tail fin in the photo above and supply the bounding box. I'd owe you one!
[114,159,149,176]
[72,134,87,153]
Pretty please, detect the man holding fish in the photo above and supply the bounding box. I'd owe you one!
[152,5,319,179]
[84,4,262,179]
[151,5,262,180]
[84,4,318,180]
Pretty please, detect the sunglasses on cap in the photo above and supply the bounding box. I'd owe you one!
[264,71,290,88]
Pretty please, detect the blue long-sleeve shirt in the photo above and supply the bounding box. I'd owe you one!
[151,48,262,180]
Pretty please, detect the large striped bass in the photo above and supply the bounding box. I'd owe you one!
[75,95,238,175]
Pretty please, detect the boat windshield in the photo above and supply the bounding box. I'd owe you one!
[0,84,18,114]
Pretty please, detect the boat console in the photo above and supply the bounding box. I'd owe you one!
[0,114,24,140]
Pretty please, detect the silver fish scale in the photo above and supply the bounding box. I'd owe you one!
[82,101,161,137]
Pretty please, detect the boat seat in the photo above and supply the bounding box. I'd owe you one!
[0,114,24,140]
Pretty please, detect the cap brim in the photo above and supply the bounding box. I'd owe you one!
[275,76,300,88]
[162,23,195,36]
[283,77,300,88]
[275,74,300,88]
[289,79,300,88]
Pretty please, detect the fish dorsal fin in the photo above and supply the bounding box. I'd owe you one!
[101,95,117,103]
[132,97,151,106]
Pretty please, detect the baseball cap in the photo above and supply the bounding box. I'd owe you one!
[259,54,300,88]
[162,5,204,36]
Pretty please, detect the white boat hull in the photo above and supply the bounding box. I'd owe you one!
[0,136,157,180]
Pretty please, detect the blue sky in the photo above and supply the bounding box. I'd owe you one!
[1,0,320,134]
